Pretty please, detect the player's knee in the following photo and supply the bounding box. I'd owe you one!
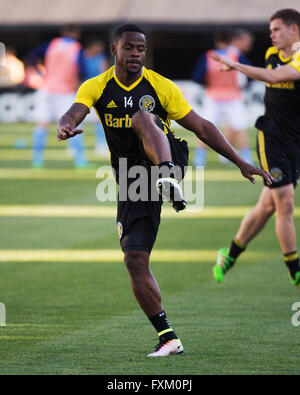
[124,250,149,280]
[276,195,294,217]
[263,200,276,217]
[256,195,275,218]
[131,110,155,133]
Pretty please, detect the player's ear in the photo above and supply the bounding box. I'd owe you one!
[291,23,299,36]
[110,43,116,56]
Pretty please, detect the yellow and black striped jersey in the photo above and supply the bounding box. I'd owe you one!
[75,66,192,171]
[255,46,300,141]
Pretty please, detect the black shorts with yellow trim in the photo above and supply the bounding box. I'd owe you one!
[256,130,300,189]
[116,116,189,253]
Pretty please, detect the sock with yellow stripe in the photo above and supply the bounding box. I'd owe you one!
[149,311,178,341]
[284,252,300,279]
[228,238,246,262]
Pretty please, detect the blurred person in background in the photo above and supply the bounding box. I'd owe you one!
[26,24,88,169]
[78,37,110,156]
[191,29,254,167]
[0,46,25,87]
[222,28,255,164]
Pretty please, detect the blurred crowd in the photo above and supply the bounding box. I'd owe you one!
[0,25,110,90]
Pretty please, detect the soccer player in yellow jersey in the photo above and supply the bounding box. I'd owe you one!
[57,24,271,356]
[212,9,300,288]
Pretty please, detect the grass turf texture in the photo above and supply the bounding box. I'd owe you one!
[0,123,299,375]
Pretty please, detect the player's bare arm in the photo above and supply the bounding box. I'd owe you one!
[210,51,300,83]
[57,103,89,141]
[177,110,273,185]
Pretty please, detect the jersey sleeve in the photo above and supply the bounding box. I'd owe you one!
[265,46,278,61]
[166,80,192,120]
[289,51,300,73]
[143,69,192,120]
[74,77,99,111]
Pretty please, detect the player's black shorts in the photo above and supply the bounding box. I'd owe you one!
[116,116,189,253]
[119,215,157,253]
[256,129,300,189]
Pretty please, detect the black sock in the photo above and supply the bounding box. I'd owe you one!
[284,252,300,278]
[149,311,177,341]
[158,161,175,179]
[228,238,246,262]
[158,161,174,170]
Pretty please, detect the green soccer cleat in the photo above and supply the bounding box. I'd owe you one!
[213,248,236,283]
[289,271,300,289]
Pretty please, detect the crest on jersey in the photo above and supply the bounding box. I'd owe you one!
[117,222,123,239]
[139,95,155,112]
[270,167,283,183]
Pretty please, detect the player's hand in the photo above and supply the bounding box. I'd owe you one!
[209,52,235,71]
[57,125,84,141]
[238,161,273,185]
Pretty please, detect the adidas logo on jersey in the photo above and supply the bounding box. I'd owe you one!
[107,100,118,108]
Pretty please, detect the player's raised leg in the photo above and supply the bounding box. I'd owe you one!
[131,110,186,212]
[131,110,172,165]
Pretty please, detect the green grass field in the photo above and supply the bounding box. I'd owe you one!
[0,122,299,375]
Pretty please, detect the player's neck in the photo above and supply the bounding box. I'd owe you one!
[114,67,143,87]
[280,39,300,58]
[280,47,294,58]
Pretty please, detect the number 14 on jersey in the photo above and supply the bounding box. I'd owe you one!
[124,96,133,108]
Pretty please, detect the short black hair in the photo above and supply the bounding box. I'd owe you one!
[270,9,300,31]
[113,24,146,41]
